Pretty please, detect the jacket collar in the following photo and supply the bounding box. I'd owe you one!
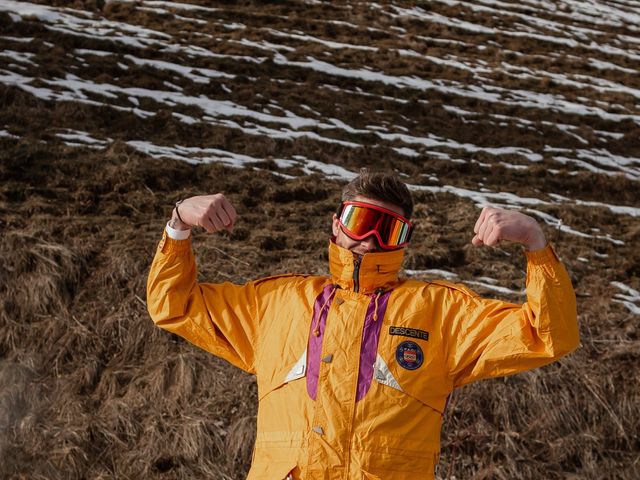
[328,241,404,294]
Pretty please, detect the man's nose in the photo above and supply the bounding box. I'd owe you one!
[360,235,379,252]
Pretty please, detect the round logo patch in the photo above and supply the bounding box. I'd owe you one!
[395,341,424,370]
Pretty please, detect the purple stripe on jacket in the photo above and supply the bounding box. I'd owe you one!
[306,284,336,400]
[306,285,391,401]
[356,291,390,401]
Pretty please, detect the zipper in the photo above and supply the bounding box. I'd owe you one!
[353,258,361,293]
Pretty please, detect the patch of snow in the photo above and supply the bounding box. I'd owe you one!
[405,269,459,281]
[266,28,377,51]
[587,58,637,75]
[56,129,111,146]
[123,54,235,82]
[273,54,640,126]
[393,147,421,157]
[549,193,640,217]
[230,38,295,53]
[611,282,640,315]
[0,36,34,42]
[525,208,624,245]
[464,280,525,296]
[0,129,19,138]
[274,156,357,180]
[75,48,113,57]
[109,0,219,13]
[126,140,355,180]
[0,50,37,66]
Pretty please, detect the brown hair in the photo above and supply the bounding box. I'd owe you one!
[342,168,414,218]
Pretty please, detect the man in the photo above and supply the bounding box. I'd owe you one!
[147,170,579,480]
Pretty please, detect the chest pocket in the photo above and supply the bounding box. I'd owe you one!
[374,310,452,414]
[257,349,307,401]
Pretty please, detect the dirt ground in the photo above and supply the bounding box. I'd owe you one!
[1,1,639,479]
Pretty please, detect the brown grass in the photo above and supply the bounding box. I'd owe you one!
[1,0,639,477]
[0,141,638,479]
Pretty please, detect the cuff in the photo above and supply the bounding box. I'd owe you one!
[166,222,191,240]
[525,243,559,265]
[157,230,191,255]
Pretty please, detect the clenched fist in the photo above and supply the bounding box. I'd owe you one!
[170,194,237,233]
[472,207,547,251]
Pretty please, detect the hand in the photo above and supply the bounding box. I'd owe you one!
[472,207,547,251]
[171,194,237,233]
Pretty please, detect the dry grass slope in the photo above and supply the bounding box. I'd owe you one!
[1,0,639,478]
[1,140,639,479]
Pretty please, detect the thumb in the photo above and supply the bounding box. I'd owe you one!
[471,234,483,246]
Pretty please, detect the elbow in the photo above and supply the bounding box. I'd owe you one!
[146,282,195,331]
[146,296,169,327]
[548,288,580,358]
[146,279,163,326]
[565,322,581,356]
[550,312,580,359]
[146,280,179,328]
[564,296,580,354]
[146,287,185,328]
[147,302,164,326]
[554,333,580,359]
[146,268,186,328]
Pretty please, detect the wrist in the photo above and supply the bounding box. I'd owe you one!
[525,231,547,251]
[169,208,190,231]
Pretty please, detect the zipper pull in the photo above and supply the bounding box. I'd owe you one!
[353,258,361,293]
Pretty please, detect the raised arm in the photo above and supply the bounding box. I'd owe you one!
[146,194,258,374]
[446,207,579,387]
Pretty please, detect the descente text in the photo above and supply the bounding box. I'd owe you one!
[389,326,429,341]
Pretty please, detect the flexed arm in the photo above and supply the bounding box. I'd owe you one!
[446,207,579,387]
[147,194,258,374]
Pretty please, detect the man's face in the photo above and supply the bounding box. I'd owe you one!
[332,195,407,257]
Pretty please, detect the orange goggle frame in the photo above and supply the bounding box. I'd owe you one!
[337,201,413,250]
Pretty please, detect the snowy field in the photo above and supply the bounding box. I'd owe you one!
[0,1,639,478]
[2,1,638,259]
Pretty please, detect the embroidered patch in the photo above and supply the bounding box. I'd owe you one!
[395,341,424,370]
[389,326,429,341]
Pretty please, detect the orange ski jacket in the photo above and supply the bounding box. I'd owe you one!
[147,231,579,480]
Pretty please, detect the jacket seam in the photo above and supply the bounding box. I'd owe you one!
[252,281,261,374]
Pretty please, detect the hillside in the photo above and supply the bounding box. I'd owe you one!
[0,1,639,478]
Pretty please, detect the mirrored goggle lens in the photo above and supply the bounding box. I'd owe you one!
[340,204,411,247]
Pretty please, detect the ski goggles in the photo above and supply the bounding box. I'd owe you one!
[337,201,413,249]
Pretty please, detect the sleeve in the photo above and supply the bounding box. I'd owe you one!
[165,222,191,240]
[146,231,259,374]
[445,244,580,388]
